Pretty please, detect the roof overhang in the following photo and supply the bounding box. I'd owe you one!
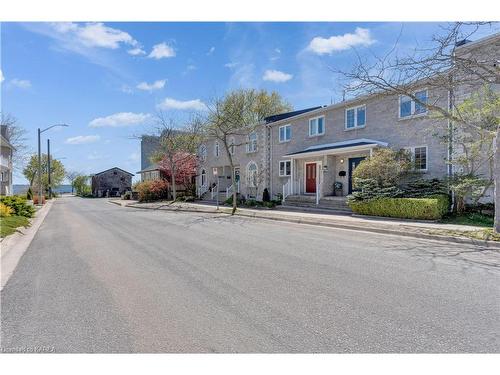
[284,138,388,159]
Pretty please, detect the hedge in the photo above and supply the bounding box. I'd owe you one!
[0,195,35,218]
[348,195,449,220]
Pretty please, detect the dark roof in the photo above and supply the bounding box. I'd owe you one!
[285,141,382,156]
[93,167,134,177]
[264,106,323,124]
[136,163,160,174]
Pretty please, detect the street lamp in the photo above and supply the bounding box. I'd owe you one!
[38,124,69,205]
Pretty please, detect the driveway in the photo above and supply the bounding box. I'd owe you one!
[1,196,499,352]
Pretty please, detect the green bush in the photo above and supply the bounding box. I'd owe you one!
[348,195,449,220]
[0,195,35,218]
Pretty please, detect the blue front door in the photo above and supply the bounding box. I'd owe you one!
[348,157,366,194]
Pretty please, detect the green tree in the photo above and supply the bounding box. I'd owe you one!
[23,154,66,193]
[439,86,499,213]
[73,175,91,196]
[352,148,412,188]
[201,89,292,214]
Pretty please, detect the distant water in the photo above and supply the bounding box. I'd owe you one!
[13,184,73,195]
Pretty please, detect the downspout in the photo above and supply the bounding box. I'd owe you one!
[448,62,455,212]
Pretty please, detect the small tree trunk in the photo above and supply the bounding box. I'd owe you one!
[494,130,499,233]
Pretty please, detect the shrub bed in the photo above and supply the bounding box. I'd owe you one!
[135,180,170,202]
[0,196,35,218]
[348,195,449,220]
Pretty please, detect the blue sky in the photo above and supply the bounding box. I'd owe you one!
[0,22,490,183]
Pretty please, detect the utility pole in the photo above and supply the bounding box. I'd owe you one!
[37,124,69,205]
[37,128,42,206]
[47,139,51,199]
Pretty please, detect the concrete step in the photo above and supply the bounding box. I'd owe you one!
[282,200,351,212]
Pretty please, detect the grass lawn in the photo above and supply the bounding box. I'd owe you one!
[0,216,31,238]
[440,212,494,228]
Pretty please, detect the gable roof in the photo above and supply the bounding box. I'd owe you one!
[93,167,134,177]
[264,107,323,124]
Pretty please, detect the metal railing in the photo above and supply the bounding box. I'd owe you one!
[197,184,208,198]
[225,181,240,199]
[282,179,292,203]
[210,184,218,200]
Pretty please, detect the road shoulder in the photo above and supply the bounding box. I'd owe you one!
[1,199,55,290]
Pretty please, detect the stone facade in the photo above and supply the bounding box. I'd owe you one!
[91,167,133,197]
[193,34,499,204]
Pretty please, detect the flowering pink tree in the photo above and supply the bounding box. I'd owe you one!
[158,152,197,196]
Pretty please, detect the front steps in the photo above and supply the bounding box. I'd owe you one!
[283,194,352,212]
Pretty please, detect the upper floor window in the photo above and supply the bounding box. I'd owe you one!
[345,105,366,129]
[279,125,291,142]
[199,144,207,161]
[247,132,258,153]
[214,141,220,157]
[399,89,428,118]
[279,160,291,177]
[228,137,235,155]
[309,116,325,136]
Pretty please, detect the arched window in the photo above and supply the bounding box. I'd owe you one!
[201,169,207,187]
[246,162,258,187]
[199,144,207,161]
[214,141,220,157]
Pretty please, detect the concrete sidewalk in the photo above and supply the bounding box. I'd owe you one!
[113,199,500,249]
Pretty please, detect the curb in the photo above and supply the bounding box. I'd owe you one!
[1,199,55,290]
[126,203,500,250]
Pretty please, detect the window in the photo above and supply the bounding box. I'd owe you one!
[247,162,258,187]
[345,105,366,129]
[399,89,428,118]
[406,146,428,171]
[309,116,325,136]
[228,137,235,155]
[199,144,207,161]
[247,132,257,153]
[201,169,207,186]
[279,125,291,142]
[279,160,291,177]
[214,141,220,157]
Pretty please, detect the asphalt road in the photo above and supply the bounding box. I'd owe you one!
[1,196,499,353]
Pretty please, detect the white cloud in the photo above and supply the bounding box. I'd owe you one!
[89,112,152,128]
[9,79,32,89]
[206,46,215,56]
[224,62,238,68]
[148,43,176,59]
[136,79,166,92]
[120,84,133,94]
[127,47,146,56]
[65,135,100,144]
[53,22,138,50]
[263,69,293,83]
[307,27,375,55]
[157,98,207,111]
[0,70,4,83]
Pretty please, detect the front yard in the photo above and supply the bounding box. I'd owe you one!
[0,216,31,238]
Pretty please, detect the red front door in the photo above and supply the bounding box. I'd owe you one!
[305,163,317,193]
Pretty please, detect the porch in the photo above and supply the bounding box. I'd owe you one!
[281,138,388,206]
[197,165,241,200]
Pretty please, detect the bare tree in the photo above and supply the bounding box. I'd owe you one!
[1,113,31,172]
[200,89,292,214]
[333,22,500,232]
[66,170,80,194]
[151,113,202,201]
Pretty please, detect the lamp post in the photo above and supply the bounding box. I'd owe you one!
[37,124,69,206]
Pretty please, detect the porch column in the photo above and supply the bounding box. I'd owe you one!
[290,158,295,195]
